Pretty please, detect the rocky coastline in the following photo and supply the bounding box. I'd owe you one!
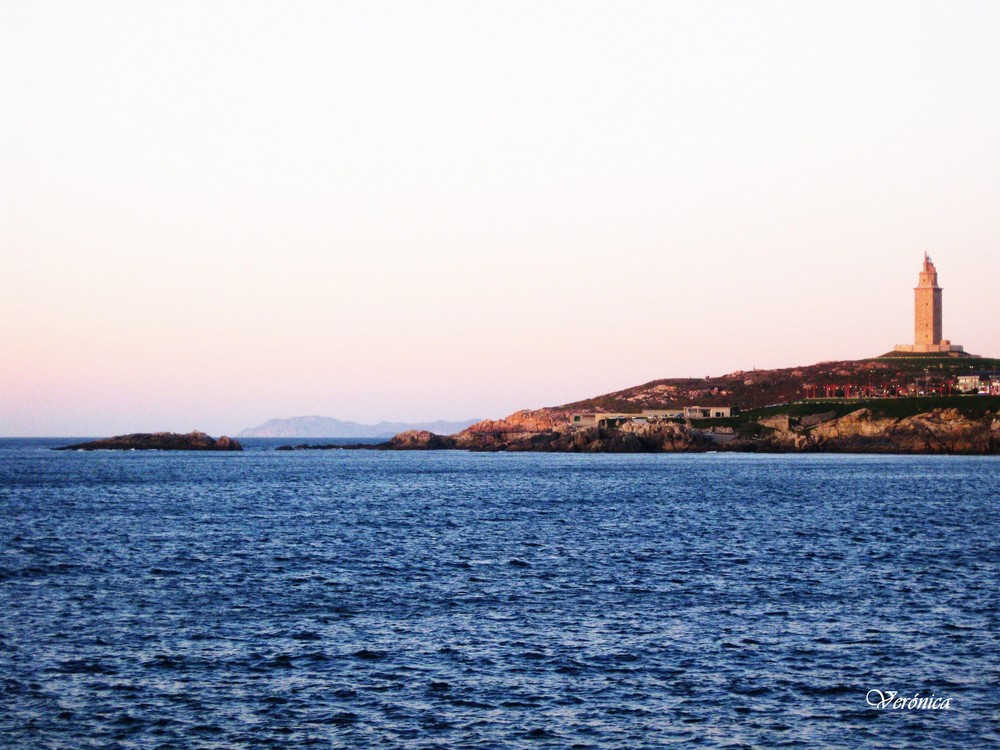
[374,355,1000,455]
[55,431,243,452]
[381,407,1000,455]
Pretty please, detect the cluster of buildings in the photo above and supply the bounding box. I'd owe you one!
[803,376,1000,399]
[956,375,1000,395]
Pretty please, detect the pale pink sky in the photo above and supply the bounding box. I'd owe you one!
[2,1,999,436]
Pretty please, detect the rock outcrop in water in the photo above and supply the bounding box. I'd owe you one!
[56,431,243,452]
[401,416,709,453]
[385,430,457,450]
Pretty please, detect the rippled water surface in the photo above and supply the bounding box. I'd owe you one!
[1,439,998,748]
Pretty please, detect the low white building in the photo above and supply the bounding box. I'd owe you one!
[570,406,732,426]
[980,378,1000,395]
[570,409,683,427]
[956,375,981,393]
[683,406,734,420]
[570,412,634,427]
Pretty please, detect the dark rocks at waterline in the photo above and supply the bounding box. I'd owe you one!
[55,431,243,452]
[273,432,456,450]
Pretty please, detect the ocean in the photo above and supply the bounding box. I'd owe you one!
[1,439,998,748]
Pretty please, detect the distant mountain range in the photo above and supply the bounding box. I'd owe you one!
[237,416,481,438]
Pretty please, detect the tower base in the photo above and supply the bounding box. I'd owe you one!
[893,342,965,354]
[880,345,977,359]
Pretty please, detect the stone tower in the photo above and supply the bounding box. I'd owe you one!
[893,254,966,355]
[914,253,942,346]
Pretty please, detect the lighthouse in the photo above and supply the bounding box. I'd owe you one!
[914,253,943,347]
[893,255,967,355]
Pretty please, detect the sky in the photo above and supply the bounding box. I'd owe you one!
[2,1,999,436]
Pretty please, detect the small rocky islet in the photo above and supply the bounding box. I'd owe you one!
[55,431,243,452]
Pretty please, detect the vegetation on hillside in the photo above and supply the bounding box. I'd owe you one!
[700,396,1000,427]
[558,357,1000,413]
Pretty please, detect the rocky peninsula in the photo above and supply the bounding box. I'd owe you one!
[382,357,1000,455]
[387,405,1000,455]
[56,431,243,452]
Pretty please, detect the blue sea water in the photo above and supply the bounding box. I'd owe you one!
[1,439,998,749]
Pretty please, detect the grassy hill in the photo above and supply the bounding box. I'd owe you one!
[558,357,1000,413]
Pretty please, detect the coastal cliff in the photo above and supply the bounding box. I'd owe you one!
[755,408,1000,454]
[451,410,572,451]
